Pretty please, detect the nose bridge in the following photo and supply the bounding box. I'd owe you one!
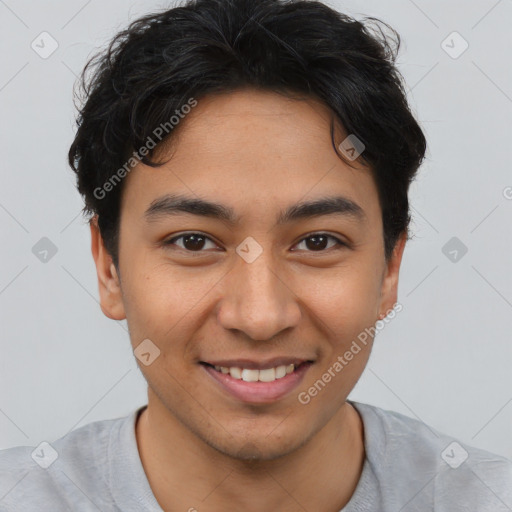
[218,246,300,340]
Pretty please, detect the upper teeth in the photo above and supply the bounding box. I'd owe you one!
[213,364,296,382]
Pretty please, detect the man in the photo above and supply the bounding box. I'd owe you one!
[1,0,511,510]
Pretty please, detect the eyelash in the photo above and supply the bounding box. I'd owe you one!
[163,232,348,253]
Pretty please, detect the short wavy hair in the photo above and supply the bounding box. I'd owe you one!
[68,0,427,269]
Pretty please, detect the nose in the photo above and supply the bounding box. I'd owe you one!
[217,249,302,341]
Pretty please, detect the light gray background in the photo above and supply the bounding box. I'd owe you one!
[1,0,511,460]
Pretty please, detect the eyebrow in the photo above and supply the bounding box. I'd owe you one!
[144,193,366,225]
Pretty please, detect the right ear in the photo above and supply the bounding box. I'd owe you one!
[90,216,126,321]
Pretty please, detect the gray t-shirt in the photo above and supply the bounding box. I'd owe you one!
[1,400,511,511]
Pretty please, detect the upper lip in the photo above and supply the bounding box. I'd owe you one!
[201,357,313,370]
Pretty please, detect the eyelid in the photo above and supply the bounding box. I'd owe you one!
[164,232,220,250]
[163,231,348,252]
[291,232,347,251]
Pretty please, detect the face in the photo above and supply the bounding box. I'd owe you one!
[91,88,405,461]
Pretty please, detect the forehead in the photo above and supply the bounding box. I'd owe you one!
[120,88,381,226]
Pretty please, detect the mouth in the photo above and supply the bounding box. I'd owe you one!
[199,359,314,403]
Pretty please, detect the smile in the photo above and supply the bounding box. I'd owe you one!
[210,363,295,382]
[200,361,313,403]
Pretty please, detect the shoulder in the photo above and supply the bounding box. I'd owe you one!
[350,401,512,510]
[0,412,132,511]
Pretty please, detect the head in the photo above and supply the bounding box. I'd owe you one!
[69,0,426,460]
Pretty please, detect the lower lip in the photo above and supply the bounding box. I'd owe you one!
[201,362,312,404]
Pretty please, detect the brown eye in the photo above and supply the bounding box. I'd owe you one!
[164,233,217,252]
[292,233,346,252]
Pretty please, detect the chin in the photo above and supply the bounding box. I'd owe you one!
[206,428,310,462]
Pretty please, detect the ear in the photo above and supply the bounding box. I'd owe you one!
[377,232,407,320]
[90,216,126,321]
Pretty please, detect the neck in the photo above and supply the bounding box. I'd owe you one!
[135,394,365,512]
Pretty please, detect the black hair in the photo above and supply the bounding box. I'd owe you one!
[68,0,427,269]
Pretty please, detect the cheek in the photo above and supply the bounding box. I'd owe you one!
[121,242,382,351]
[298,263,382,333]
[120,264,221,348]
